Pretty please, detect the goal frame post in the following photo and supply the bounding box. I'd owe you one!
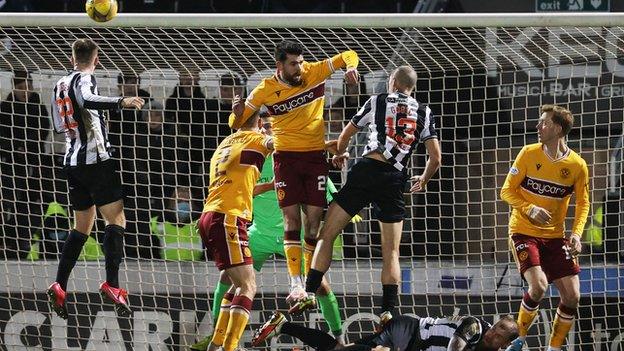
[1,12,624,28]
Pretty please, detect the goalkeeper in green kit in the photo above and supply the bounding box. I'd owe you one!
[191,118,355,350]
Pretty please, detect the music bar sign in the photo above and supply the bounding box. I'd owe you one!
[536,0,610,11]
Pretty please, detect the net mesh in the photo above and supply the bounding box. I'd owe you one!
[0,20,622,350]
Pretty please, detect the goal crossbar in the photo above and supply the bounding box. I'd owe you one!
[2,12,624,28]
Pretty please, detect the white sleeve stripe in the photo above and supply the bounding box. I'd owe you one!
[245,101,259,111]
[328,59,335,73]
[78,74,121,107]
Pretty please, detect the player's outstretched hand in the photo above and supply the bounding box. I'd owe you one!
[332,152,349,169]
[410,175,427,192]
[345,68,359,85]
[527,205,552,225]
[568,233,582,256]
[232,94,245,117]
[121,97,145,109]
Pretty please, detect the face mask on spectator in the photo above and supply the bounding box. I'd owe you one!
[46,230,69,241]
[176,202,191,222]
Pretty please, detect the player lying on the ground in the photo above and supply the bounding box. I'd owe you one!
[252,311,518,351]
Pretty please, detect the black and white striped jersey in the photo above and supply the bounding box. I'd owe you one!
[351,92,438,171]
[415,315,490,351]
[51,71,122,166]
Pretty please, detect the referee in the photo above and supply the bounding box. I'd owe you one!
[47,38,144,319]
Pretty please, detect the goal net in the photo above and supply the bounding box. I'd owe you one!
[0,13,622,350]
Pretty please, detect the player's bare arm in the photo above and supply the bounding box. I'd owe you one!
[253,181,275,196]
[410,137,441,192]
[332,122,358,168]
[232,94,245,117]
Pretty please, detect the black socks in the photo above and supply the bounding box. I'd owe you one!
[55,229,89,291]
[103,224,124,288]
[305,268,325,294]
[380,284,398,315]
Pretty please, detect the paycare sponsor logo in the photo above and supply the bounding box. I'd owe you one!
[268,83,324,115]
[523,178,570,197]
[272,91,315,113]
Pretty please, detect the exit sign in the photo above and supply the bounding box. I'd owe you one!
[536,0,610,11]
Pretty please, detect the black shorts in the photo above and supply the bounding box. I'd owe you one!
[65,160,124,211]
[333,157,408,223]
[351,315,420,351]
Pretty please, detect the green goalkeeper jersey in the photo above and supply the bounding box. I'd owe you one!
[252,154,337,234]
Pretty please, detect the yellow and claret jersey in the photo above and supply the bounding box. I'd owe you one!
[232,50,358,152]
[501,143,590,239]
[203,130,271,221]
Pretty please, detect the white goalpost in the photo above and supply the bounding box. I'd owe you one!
[0,13,622,350]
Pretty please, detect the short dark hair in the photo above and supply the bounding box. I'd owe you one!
[72,38,98,65]
[541,104,574,137]
[274,40,304,62]
[118,73,140,85]
[12,70,31,87]
[220,72,242,86]
[240,110,260,129]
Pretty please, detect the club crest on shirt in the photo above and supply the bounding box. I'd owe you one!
[243,247,252,257]
[277,189,286,201]
[509,167,519,175]
[519,251,529,261]
[560,168,570,179]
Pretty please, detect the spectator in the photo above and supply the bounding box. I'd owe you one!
[109,73,151,152]
[325,77,368,177]
[326,76,368,138]
[123,100,190,258]
[165,71,209,176]
[32,201,103,261]
[0,70,50,162]
[211,72,243,143]
[135,99,187,199]
[0,71,49,259]
[150,185,203,261]
[0,161,42,259]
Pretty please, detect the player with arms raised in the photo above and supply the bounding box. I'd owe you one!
[293,66,441,323]
[500,105,589,351]
[229,40,359,306]
[47,38,144,319]
[198,102,273,351]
